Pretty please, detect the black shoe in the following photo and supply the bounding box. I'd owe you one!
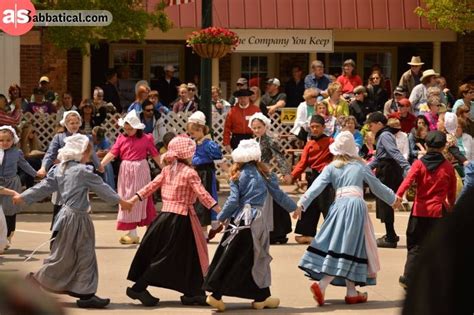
[270,237,288,245]
[126,287,159,307]
[180,295,208,306]
[399,275,408,290]
[376,235,398,248]
[76,295,110,308]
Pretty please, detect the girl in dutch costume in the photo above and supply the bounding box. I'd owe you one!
[37,111,102,231]
[297,131,401,306]
[186,111,224,241]
[204,139,300,312]
[248,112,294,244]
[125,135,221,307]
[4,134,131,308]
[0,126,38,251]
[100,109,161,244]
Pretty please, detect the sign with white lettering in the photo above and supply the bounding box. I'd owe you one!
[233,29,333,53]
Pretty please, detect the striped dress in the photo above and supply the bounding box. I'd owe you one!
[110,133,159,230]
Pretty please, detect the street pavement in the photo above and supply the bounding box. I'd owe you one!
[0,207,409,315]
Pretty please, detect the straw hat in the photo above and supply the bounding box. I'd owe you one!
[407,56,424,66]
[420,69,439,82]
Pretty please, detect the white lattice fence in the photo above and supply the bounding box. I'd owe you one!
[22,112,298,175]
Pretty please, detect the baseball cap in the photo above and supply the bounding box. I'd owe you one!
[267,78,281,86]
[393,86,407,95]
[397,98,411,107]
[39,76,49,83]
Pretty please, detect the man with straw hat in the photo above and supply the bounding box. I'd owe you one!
[399,56,424,95]
[409,69,440,116]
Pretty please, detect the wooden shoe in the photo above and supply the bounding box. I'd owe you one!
[345,291,368,304]
[252,297,280,309]
[310,282,325,306]
[208,224,223,241]
[206,295,225,312]
[119,235,140,245]
[295,235,313,244]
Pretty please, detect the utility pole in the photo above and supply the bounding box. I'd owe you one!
[200,0,212,128]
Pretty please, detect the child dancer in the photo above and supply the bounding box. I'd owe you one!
[186,111,223,241]
[297,131,400,306]
[396,131,456,289]
[125,136,220,307]
[100,110,160,244]
[37,110,102,229]
[204,139,299,312]
[290,115,334,244]
[248,112,293,244]
[366,112,410,248]
[3,134,131,308]
[0,126,38,249]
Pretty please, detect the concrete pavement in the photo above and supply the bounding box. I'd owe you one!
[0,209,409,314]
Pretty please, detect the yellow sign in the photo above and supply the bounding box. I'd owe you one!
[280,108,297,124]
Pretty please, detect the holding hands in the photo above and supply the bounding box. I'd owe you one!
[119,199,134,212]
[392,196,403,210]
[292,205,303,220]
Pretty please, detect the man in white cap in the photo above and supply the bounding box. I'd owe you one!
[38,75,57,105]
[260,78,287,116]
[399,56,424,95]
[152,64,181,107]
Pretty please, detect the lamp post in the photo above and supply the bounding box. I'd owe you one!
[200,0,212,128]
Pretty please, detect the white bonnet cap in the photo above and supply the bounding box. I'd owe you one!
[118,109,145,130]
[57,134,90,162]
[329,131,359,158]
[0,125,19,144]
[231,139,261,163]
[188,111,206,125]
[60,110,82,127]
[444,112,457,135]
[248,112,271,129]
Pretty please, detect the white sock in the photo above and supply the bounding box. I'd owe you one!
[319,275,335,293]
[128,229,138,237]
[345,280,357,297]
[211,220,220,230]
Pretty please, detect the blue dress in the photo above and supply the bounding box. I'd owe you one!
[192,137,222,226]
[298,161,396,286]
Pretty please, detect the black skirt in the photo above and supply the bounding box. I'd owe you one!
[203,225,270,301]
[375,159,403,223]
[127,212,204,296]
[194,163,215,226]
[269,201,292,242]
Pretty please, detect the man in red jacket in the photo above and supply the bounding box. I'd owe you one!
[388,98,416,133]
[290,115,334,244]
[396,130,456,289]
[223,89,260,152]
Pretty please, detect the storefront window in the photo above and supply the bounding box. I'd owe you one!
[363,52,392,82]
[149,49,180,81]
[113,49,144,80]
[327,52,357,77]
[241,56,268,89]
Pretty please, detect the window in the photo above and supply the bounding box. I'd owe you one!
[113,48,144,80]
[149,49,180,81]
[327,52,357,78]
[363,52,392,82]
[241,56,268,89]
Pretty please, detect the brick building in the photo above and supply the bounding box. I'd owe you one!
[7,0,474,104]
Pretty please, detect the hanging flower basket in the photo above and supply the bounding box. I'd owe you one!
[186,27,239,59]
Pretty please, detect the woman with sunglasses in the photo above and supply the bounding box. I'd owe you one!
[366,71,389,112]
[452,83,474,120]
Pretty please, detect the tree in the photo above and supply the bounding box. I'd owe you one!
[415,0,474,34]
[33,0,173,53]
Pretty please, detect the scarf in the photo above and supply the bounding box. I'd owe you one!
[420,151,445,172]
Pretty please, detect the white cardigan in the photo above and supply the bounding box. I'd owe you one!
[291,101,312,136]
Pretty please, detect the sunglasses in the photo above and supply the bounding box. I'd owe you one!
[187,88,196,91]
[236,83,245,86]
[370,77,380,80]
